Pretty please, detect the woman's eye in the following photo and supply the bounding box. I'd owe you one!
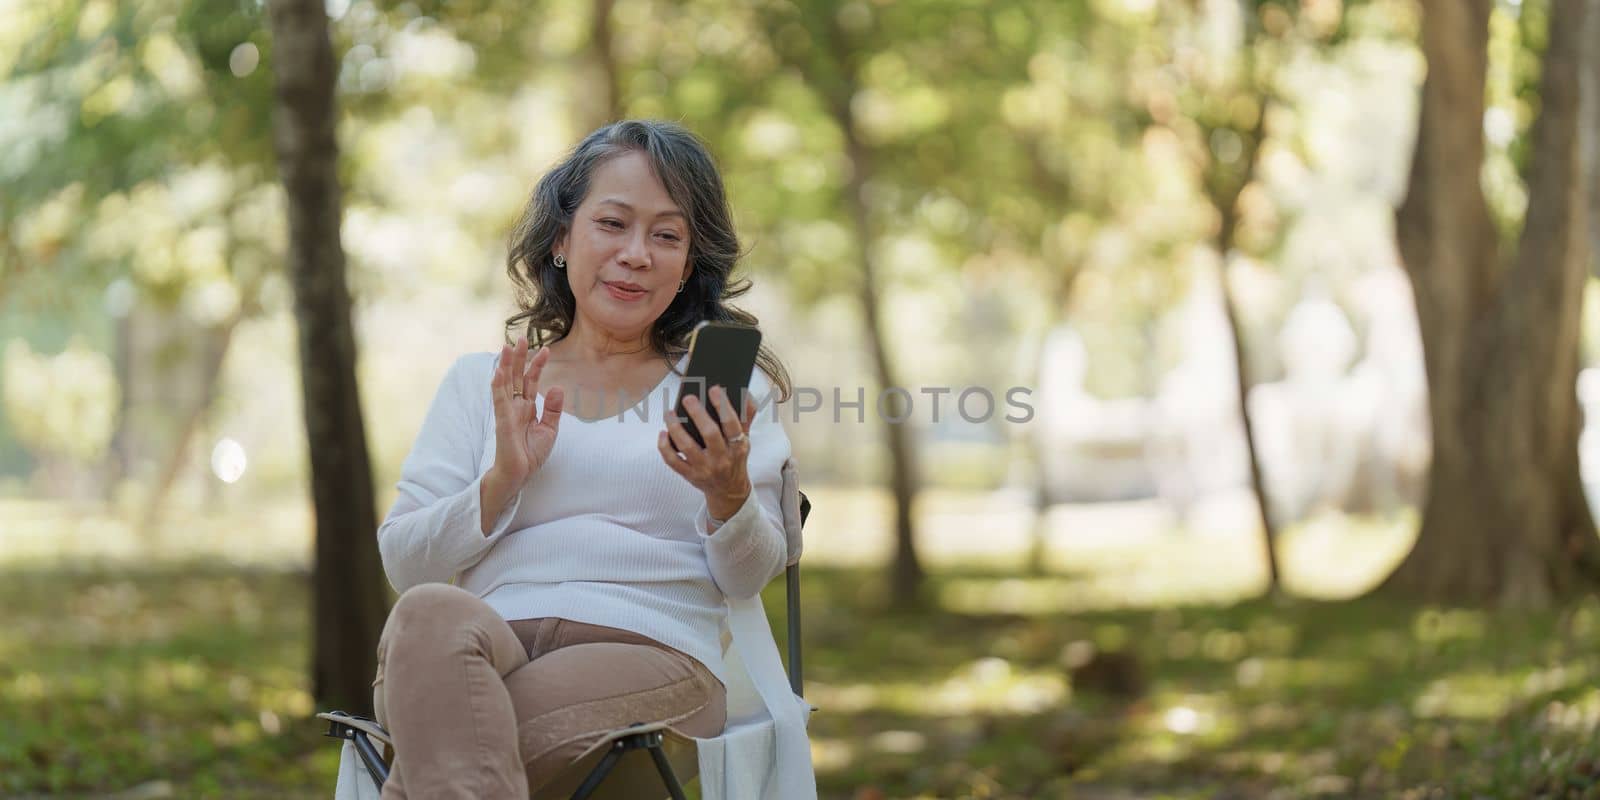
[656,232,682,242]
[599,218,623,229]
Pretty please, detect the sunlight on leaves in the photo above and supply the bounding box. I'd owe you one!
[810,657,1068,718]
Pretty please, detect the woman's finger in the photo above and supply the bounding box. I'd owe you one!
[492,345,511,404]
[712,386,744,442]
[657,431,692,474]
[512,336,529,394]
[523,345,547,400]
[741,390,758,431]
[539,385,564,432]
[525,350,538,406]
[665,415,701,462]
[683,393,725,454]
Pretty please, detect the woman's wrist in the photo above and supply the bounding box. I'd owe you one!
[479,467,522,535]
[705,481,751,522]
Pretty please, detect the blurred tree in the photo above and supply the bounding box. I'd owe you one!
[1380,0,1600,606]
[1,0,281,516]
[756,0,931,606]
[587,0,623,128]
[1180,0,1295,595]
[987,2,1174,567]
[0,339,119,497]
[1587,0,1600,279]
[267,0,388,713]
[137,198,269,535]
[1203,78,1282,595]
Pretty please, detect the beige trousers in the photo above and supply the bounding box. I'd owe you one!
[372,583,726,799]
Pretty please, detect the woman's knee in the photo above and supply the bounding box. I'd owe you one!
[382,583,491,647]
[391,582,481,624]
[380,583,527,674]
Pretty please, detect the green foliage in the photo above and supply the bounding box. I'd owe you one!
[2,0,1432,417]
[2,0,278,306]
[0,0,289,483]
[1484,0,1553,242]
[0,9,281,511]
[2,338,120,463]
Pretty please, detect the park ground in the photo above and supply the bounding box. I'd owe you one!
[2,487,1598,798]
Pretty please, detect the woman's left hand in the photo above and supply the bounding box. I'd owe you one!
[659,385,759,520]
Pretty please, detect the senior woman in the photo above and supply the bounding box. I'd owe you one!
[371,120,814,799]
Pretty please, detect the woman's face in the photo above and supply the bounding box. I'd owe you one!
[555,151,692,342]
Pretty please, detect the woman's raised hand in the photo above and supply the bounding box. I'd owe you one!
[488,336,564,488]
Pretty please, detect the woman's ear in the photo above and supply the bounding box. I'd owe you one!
[550,229,569,263]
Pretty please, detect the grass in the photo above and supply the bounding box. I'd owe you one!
[2,562,1597,798]
[800,569,1600,799]
[0,563,332,798]
[2,493,1598,797]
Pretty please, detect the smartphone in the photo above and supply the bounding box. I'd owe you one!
[671,322,763,450]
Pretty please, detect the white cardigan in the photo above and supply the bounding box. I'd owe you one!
[371,350,816,800]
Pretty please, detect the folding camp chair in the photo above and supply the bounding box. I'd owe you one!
[320,490,812,800]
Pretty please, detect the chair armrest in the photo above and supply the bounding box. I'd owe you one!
[319,711,391,786]
[318,711,392,747]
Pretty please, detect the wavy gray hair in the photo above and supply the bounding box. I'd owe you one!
[504,119,790,401]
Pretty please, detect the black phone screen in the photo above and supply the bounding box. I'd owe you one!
[671,322,763,450]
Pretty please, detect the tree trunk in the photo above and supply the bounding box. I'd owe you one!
[1585,0,1600,280]
[781,13,924,608]
[137,319,237,538]
[1217,257,1283,592]
[837,124,923,608]
[108,309,134,498]
[267,0,389,714]
[1023,141,1087,573]
[1206,83,1282,596]
[1382,0,1600,607]
[1023,285,1079,575]
[589,0,623,126]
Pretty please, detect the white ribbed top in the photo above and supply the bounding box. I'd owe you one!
[375,349,793,689]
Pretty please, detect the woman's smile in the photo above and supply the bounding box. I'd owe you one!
[603,280,648,302]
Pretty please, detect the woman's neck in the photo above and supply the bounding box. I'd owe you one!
[553,319,658,368]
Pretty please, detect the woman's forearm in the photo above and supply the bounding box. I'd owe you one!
[701,490,787,598]
[380,476,514,591]
[479,467,521,535]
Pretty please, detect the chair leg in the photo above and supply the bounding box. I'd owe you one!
[570,729,687,800]
[647,744,689,800]
[352,732,391,786]
[569,745,624,800]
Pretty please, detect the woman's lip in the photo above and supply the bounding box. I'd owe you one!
[604,282,647,301]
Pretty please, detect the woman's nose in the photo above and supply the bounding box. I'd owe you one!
[618,229,651,268]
